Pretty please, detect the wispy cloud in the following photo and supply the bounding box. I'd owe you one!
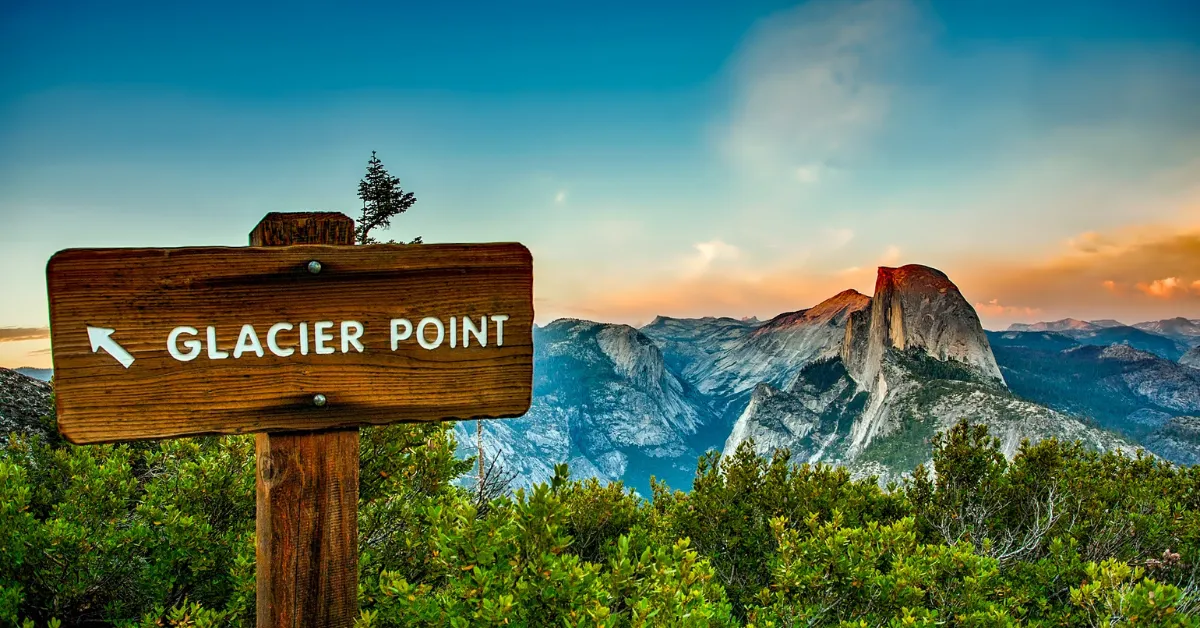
[725,0,924,184]
[554,190,567,204]
[794,165,822,184]
[682,240,742,277]
[881,245,902,266]
[824,228,855,249]
[0,327,49,342]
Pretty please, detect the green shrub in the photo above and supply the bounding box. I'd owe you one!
[1,400,1198,626]
[651,443,909,615]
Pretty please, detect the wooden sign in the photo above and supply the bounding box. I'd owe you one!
[46,241,534,444]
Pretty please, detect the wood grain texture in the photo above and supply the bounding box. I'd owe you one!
[256,428,359,628]
[252,213,358,628]
[46,239,534,444]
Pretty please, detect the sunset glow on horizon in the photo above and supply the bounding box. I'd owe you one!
[2,0,1199,368]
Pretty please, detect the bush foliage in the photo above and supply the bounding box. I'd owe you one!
[1,409,1198,626]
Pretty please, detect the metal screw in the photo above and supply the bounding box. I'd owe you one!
[312,393,327,407]
[307,260,322,274]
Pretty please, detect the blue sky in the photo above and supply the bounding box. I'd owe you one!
[2,0,1199,367]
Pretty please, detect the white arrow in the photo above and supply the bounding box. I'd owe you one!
[87,326,135,369]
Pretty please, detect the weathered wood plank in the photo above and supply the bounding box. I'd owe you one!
[46,241,534,443]
[256,428,360,628]
[253,212,358,628]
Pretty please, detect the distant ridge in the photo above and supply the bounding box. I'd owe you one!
[1133,317,1200,342]
[1008,318,1099,333]
[14,367,52,382]
[1002,318,1191,360]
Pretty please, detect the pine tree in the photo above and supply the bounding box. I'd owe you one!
[356,151,419,245]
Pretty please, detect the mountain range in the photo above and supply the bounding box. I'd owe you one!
[13,367,52,382]
[4,265,1198,492]
[1006,318,1196,361]
[457,265,1199,493]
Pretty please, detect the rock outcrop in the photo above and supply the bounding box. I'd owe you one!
[697,290,870,400]
[720,264,1148,483]
[0,368,54,442]
[1094,345,1200,415]
[456,319,714,495]
[1183,346,1200,370]
[845,265,1003,388]
[1143,416,1200,466]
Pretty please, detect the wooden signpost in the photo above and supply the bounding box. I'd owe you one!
[45,212,534,626]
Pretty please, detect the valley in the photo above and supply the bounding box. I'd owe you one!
[459,265,1200,493]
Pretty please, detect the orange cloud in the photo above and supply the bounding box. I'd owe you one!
[0,327,49,343]
[0,338,53,369]
[559,269,869,324]
[1136,277,1187,298]
[551,243,907,324]
[538,216,1200,330]
[959,228,1200,326]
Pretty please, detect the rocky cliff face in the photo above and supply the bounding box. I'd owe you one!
[1142,416,1200,466]
[457,319,714,495]
[693,290,869,411]
[637,291,871,440]
[0,368,54,442]
[722,352,1133,484]
[826,266,1009,461]
[846,265,1003,388]
[594,324,707,436]
[721,357,865,464]
[722,265,1140,482]
[1095,345,1200,415]
[464,264,1190,493]
[639,316,759,386]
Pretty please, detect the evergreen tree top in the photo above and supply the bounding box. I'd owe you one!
[356,150,419,244]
